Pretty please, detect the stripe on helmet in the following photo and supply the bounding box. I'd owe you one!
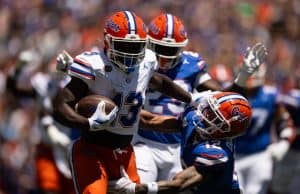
[124,11,136,34]
[217,94,248,104]
[166,14,174,39]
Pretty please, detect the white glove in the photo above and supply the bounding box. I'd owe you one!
[56,50,73,72]
[266,140,290,162]
[47,124,71,147]
[234,42,267,87]
[108,166,136,194]
[88,101,119,131]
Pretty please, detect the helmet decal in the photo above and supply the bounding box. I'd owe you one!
[106,19,120,33]
[124,11,136,35]
[165,14,174,39]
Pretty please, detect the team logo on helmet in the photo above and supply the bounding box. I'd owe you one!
[231,106,240,117]
[179,26,187,39]
[105,19,120,32]
[148,22,159,35]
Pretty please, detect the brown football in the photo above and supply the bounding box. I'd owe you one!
[75,95,116,118]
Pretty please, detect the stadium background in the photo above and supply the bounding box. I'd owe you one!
[0,0,299,193]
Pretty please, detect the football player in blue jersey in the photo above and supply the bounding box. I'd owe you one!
[132,13,267,183]
[109,91,252,194]
[234,64,296,194]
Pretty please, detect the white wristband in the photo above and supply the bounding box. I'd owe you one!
[147,182,158,194]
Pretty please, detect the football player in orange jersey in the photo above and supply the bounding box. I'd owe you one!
[53,11,200,194]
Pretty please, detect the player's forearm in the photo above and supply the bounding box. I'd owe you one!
[53,102,89,129]
[150,73,191,104]
[134,181,182,194]
[135,166,203,194]
[222,82,245,95]
[139,110,181,132]
[52,89,90,130]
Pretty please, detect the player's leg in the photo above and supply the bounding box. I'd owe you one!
[132,136,157,183]
[69,138,108,194]
[237,151,273,194]
[154,142,182,181]
[35,143,61,194]
[70,138,140,194]
[235,155,250,193]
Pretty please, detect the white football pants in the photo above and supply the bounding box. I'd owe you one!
[235,150,273,194]
[132,134,183,183]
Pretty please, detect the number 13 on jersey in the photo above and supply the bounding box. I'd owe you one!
[113,92,143,128]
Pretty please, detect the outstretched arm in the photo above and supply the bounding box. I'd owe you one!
[149,72,192,104]
[196,42,267,94]
[109,166,204,194]
[231,42,267,90]
[139,110,181,133]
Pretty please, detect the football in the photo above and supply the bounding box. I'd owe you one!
[75,94,116,118]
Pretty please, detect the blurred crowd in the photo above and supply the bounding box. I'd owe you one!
[0,0,299,194]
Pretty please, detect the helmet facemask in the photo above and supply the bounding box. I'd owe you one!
[148,36,187,70]
[106,34,146,73]
[193,95,231,139]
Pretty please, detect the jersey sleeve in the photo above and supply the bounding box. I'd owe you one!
[192,142,229,174]
[188,52,211,87]
[68,53,96,81]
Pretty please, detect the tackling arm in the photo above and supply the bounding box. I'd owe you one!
[109,166,204,194]
[139,110,181,133]
[149,72,192,104]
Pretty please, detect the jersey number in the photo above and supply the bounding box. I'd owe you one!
[114,92,143,127]
[249,108,269,136]
[147,80,189,115]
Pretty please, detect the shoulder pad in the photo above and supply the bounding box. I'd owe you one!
[182,51,207,71]
[193,143,229,167]
[68,52,103,80]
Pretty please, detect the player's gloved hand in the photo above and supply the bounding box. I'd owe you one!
[266,140,290,162]
[88,101,119,131]
[108,166,136,194]
[234,42,268,87]
[56,50,73,72]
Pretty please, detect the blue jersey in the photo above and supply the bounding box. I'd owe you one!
[236,86,279,154]
[180,107,240,194]
[278,89,300,150]
[138,51,209,144]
